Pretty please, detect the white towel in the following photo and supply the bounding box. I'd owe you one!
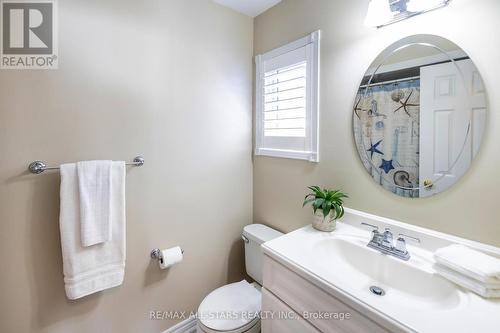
[434,264,500,298]
[59,161,126,300]
[434,244,500,284]
[77,160,112,247]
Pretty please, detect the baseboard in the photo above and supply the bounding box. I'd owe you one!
[162,316,197,333]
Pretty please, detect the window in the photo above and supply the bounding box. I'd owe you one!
[255,31,320,162]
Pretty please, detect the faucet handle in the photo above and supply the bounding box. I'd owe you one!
[398,233,421,244]
[381,228,393,248]
[361,222,382,245]
[395,233,420,254]
[395,237,407,253]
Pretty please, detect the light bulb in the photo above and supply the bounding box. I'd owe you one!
[364,0,394,27]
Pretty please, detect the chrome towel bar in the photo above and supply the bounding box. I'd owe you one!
[28,156,144,174]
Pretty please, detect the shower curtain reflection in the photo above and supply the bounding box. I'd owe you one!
[354,79,420,197]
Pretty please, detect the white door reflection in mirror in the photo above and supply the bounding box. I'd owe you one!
[419,59,486,197]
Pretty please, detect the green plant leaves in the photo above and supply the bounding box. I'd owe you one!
[302,198,316,207]
[307,185,321,193]
[311,198,324,213]
[302,185,348,219]
[322,201,331,217]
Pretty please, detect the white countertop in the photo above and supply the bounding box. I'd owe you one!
[262,209,500,333]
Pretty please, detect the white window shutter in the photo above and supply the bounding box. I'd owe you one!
[264,62,307,137]
[255,31,320,162]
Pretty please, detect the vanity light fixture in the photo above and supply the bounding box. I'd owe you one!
[364,0,393,27]
[364,0,451,28]
[406,0,449,12]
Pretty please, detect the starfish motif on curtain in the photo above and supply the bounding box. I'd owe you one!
[353,97,363,119]
[379,159,395,174]
[367,139,383,158]
[393,90,419,117]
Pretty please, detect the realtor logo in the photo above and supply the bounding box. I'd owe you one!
[1,0,57,69]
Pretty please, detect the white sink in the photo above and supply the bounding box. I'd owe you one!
[262,208,500,333]
[312,237,461,310]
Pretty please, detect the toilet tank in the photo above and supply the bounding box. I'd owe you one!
[242,224,283,285]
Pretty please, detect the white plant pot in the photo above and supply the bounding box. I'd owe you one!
[312,211,337,232]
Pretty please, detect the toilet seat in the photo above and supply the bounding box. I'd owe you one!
[197,280,261,333]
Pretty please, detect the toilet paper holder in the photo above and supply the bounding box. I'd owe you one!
[150,248,184,264]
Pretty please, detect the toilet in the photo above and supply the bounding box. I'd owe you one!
[197,224,283,333]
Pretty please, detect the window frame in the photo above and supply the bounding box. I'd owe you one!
[255,30,320,162]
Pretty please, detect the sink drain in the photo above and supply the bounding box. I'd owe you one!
[369,286,385,296]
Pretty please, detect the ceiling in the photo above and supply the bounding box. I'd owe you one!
[213,0,282,17]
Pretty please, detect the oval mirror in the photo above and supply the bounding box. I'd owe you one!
[353,35,487,198]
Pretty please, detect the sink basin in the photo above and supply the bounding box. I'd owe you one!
[312,237,462,310]
[262,208,500,333]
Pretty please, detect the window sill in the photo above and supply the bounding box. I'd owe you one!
[255,148,318,162]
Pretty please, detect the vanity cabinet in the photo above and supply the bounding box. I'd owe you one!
[261,255,391,333]
[261,288,320,333]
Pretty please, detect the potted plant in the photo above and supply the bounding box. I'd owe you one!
[303,186,348,232]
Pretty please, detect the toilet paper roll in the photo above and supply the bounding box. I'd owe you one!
[159,246,183,269]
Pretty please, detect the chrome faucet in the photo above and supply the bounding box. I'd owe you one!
[361,223,420,261]
[381,228,393,248]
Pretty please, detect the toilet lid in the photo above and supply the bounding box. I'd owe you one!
[198,280,261,331]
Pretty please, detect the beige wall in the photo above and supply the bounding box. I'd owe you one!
[0,1,253,332]
[254,0,500,246]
